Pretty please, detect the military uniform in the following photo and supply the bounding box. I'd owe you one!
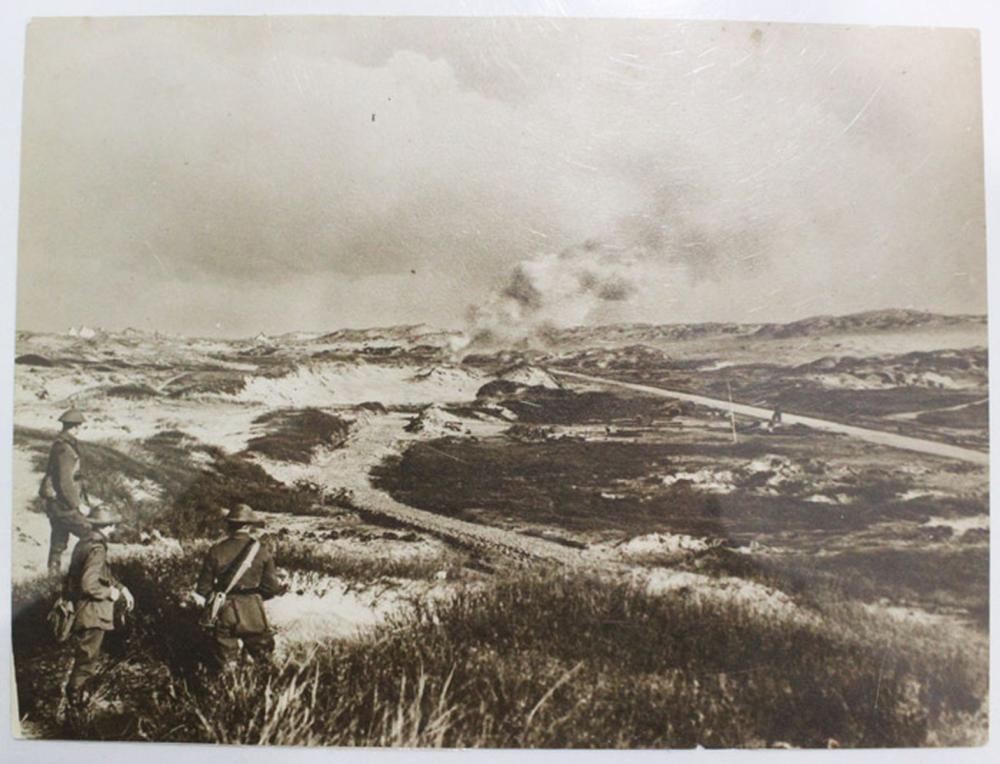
[64,526,123,704]
[196,526,285,666]
[41,420,91,574]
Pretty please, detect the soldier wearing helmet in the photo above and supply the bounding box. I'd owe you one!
[39,408,93,575]
[193,504,287,668]
[63,505,134,708]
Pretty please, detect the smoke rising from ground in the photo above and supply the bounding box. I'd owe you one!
[466,239,656,347]
[463,195,772,347]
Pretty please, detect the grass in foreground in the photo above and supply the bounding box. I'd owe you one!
[12,553,986,748]
[272,535,469,583]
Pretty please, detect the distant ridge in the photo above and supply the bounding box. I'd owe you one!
[17,309,985,344]
[542,309,984,347]
[751,309,985,340]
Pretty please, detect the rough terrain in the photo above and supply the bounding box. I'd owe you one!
[10,309,990,745]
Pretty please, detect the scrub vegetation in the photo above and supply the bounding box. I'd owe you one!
[11,556,986,747]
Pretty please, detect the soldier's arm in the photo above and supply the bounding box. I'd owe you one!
[52,442,81,509]
[80,545,115,600]
[195,551,216,598]
[257,546,286,600]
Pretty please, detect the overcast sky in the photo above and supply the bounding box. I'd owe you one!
[15,16,985,337]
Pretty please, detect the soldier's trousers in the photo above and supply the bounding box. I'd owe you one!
[67,628,105,701]
[46,502,91,574]
[212,629,275,668]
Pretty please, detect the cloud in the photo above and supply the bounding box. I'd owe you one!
[15,17,985,336]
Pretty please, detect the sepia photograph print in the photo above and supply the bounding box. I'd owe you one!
[7,10,990,751]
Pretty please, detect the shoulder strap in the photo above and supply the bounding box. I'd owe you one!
[55,435,81,459]
[219,539,260,595]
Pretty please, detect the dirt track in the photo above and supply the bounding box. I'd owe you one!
[308,413,584,565]
[553,370,990,465]
[302,414,823,620]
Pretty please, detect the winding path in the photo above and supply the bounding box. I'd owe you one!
[552,370,990,466]
[308,413,584,565]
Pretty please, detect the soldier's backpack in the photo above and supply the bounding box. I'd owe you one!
[47,597,75,643]
[199,539,260,629]
[38,473,57,501]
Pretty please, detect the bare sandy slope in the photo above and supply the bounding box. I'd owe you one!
[254,412,583,565]
[11,449,50,580]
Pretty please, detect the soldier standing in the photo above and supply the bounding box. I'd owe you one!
[193,504,286,668]
[64,506,134,708]
[40,408,94,575]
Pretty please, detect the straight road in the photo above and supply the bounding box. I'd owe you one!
[553,370,989,466]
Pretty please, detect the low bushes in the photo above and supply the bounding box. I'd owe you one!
[11,558,986,747]
[155,452,331,539]
[105,383,161,399]
[271,535,463,582]
[243,409,351,464]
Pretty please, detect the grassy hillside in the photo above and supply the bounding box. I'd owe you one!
[12,554,986,747]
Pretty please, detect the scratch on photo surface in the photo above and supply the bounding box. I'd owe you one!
[563,156,599,172]
[842,83,884,134]
[144,241,168,276]
[873,648,889,710]
[609,56,664,74]
[731,51,753,67]
[686,63,716,76]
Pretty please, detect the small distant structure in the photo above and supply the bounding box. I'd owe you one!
[68,325,98,340]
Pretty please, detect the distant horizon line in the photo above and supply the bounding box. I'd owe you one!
[14,306,988,343]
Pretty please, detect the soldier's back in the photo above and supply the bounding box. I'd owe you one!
[68,536,98,581]
[206,535,272,591]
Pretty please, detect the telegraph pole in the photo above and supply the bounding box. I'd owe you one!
[727,381,738,444]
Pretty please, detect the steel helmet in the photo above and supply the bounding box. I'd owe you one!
[59,408,86,425]
[88,506,121,527]
[226,503,265,526]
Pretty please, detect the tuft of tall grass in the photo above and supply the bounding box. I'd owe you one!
[272,536,466,583]
[684,544,990,631]
[12,555,986,748]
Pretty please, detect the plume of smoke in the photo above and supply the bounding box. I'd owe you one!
[459,181,775,352]
[463,239,643,348]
